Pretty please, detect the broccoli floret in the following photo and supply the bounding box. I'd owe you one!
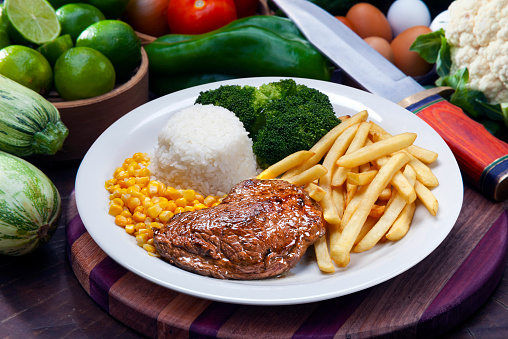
[195,84,267,136]
[257,78,297,100]
[253,86,340,168]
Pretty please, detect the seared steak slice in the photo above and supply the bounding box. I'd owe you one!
[153,179,325,279]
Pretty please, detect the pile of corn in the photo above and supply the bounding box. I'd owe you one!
[105,152,223,257]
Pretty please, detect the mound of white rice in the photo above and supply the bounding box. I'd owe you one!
[150,104,259,196]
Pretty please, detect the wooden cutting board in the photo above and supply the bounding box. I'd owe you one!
[66,185,507,338]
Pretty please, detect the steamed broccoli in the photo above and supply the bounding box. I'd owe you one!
[194,79,340,168]
[253,86,340,168]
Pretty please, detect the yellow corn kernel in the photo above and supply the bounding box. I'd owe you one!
[204,196,216,207]
[146,204,163,219]
[166,187,183,200]
[124,177,136,187]
[125,224,135,234]
[166,200,177,212]
[142,244,157,253]
[126,184,141,194]
[105,178,118,189]
[112,198,124,206]
[182,189,195,202]
[115,215,129,227]
[175,197,187,207]
[138,167,150,177]
[113,167,124,177]
[136,233,149,246]
[194,203,206,210]
[127,163,141,176]
[140,187,149,196]
[126,196,141,210]
[142,199,154,209]
[120,210,132,218]
[135,222,146,231]
[147,238,154,246]
[133,205,145,214]
[132,211,147,223]
[112,188,126,198]
[138,228,149,235]
[145,217,153,224]
[148,252,160,258]
[158,210,174,223]
[184,206,194,212]
[115,170,129,180]
[194,193,204,203]
[174,206,185,214]
[133,152,147,162]
[108,204,123,216]
[136,176,150,186]
[150,222,162,230]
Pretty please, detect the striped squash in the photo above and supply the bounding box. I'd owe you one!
[0,74,68,157]
[0,151,61,256]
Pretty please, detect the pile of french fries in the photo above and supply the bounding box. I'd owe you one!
[256,110,439,272]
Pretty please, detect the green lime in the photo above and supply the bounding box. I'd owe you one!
[54,46,115,100]
[87,0,130,19]
[0,45,53,95]
[0,4,9,31]
[46,0,81,10]
[76,20,141,80]
[56,3,105,42]
[0,30,10,49]
[4,0,61,45]
[37,34,73,68]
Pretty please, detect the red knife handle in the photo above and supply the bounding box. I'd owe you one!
[405,94,508,201]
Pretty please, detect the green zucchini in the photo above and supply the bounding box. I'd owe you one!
[0,74,68,157]
[0,151,61,256]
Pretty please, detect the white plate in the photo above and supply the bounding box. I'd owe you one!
[75,77,463,306]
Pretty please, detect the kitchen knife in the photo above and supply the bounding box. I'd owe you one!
[273,0,508,201]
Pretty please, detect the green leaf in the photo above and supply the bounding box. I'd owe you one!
[436,36,451,77]
[410,29,445,63]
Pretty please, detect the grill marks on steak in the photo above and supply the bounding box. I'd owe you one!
[153,179,325,279]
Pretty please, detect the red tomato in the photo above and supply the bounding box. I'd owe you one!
[167,0,237,34]
[233,0,258,18]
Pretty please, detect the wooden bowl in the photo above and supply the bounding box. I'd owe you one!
[48,47,149,161]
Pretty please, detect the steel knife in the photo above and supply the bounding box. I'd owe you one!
[273,0,508,201]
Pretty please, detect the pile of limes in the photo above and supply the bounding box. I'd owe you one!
[0,0,140,101]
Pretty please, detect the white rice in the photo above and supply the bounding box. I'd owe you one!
[149,104,259,197]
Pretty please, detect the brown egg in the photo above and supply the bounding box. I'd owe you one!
[390,26,433,77]
[346,3,392,42]
[335,16,356,34]
[364,36,395,63]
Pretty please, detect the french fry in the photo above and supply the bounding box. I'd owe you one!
[305,183,326,202]
[408,153,439,187]
[415,180,439,216]
[368,204,386,218]
[286,164,327,187]
[346,170,378,186]
[256,151,315,180]
[282,110,368,180]
[331,153,410,266]
[378,186,392,201]
[386,202,416,241]
[336,133,417,168]
[340,184,368,229]
[369,122,438,164]
[319,124,360,224]
[314,236,335,273]
[353,165,416,252]
[354,216,378,246]
[331,122,371,187]
[390,171,417,203]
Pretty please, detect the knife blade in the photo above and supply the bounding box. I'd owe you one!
[273,0,508,201]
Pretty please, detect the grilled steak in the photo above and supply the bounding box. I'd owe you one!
[153,179,325,279]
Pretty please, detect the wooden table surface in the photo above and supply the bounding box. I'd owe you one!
[0,157,506,338]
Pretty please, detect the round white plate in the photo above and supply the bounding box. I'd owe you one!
[75,77,463,306]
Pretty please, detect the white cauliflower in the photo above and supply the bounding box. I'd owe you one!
[446,0,508,104]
